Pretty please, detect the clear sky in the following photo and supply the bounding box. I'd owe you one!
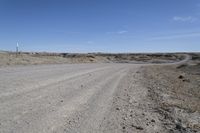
[0,0,200,53]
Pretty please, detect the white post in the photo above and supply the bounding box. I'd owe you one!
[16,42,19,57]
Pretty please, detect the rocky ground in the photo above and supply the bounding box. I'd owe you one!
[141,53,200,133]
[0,51,184,66]
[0,52,199,133]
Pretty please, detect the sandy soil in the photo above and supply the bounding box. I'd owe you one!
[0,53,199,133]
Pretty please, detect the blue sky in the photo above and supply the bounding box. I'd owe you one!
[0,0,200,52]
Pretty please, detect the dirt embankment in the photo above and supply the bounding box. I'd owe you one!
[0,52,71,66]
[141,53,200,132]
[0,52,184,66]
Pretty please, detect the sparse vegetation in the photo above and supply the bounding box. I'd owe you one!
[0,52,187,66]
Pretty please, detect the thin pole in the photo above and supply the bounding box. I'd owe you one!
[16,42,19,57]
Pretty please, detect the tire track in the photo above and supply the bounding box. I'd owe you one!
[0,64,128,133]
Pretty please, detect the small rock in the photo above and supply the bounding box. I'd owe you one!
[131,125,144,130]
[136,126,144,130]
[183,79,190,82]
[175,124,182,130]
[116,107,120,110]
[151,119,155,123]
[60,100,63,102]
[123,117,127,120]
[178,75,184,79]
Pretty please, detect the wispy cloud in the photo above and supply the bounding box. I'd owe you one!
[87,41,94,44]
[106,30,128,35]
[117,30,128,34]
[172,16,197,22]
[149,32,200,40]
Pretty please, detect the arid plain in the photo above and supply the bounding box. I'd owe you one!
[0,52,199,133]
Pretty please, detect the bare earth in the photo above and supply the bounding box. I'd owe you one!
[0,53,199,133]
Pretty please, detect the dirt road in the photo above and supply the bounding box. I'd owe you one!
[0,54,193,133]
[0,63,143,133]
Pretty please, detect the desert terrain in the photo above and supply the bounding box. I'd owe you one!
[0,52,199,133]
[0,51,184,66]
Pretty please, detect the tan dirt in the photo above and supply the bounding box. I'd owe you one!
[0,53,199,133]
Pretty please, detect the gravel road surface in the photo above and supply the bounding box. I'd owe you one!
[0,63,144,133]
[0,55,191,133]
